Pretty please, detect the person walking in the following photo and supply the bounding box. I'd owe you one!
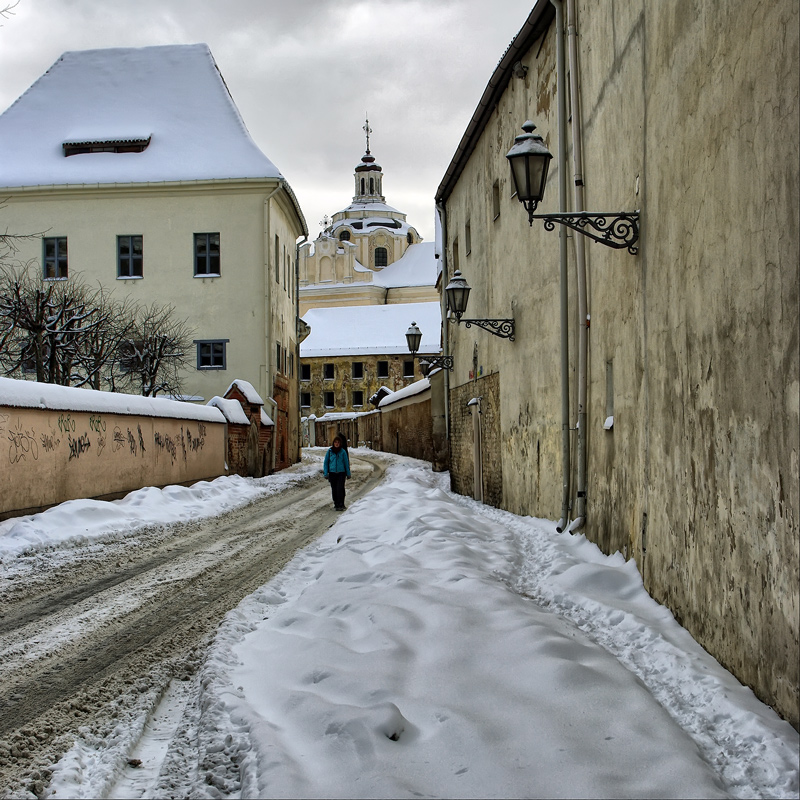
[323,433,350,510]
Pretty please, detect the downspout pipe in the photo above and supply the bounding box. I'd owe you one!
[435,201,450,441]
[295,233,308,461]
[552,0,571,534]
[264,183,282,473]
[567,0,588,533]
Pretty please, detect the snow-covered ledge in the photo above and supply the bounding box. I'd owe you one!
[1,377,227,520]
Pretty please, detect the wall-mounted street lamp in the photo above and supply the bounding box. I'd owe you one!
[405,321,453,376]
[506,120,640,255]
[444,271,515,341]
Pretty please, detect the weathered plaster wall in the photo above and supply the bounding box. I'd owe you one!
[0,405,225,518]
[442,0,799,725]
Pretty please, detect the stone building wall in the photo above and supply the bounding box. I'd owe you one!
[300,354,424,418]
[381,396,434,462]
[439,0,799,726]
[448,372,502,507]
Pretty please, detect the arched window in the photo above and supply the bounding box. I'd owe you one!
[374,247,388,268]
[369,177,374,194]
[339,230,351,241]
[407,232,414,245]
[360,178,365,194]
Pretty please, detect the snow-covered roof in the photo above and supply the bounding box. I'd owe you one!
[378,377,431,408]
[331,215,411,237]
[338,202,402,215]
[206,396,250,426]
[374,243,437,288]
[300,301,441,357]
[0,376,224,423]
[260,408,274,427]
[225,379,264,406]
[0,44,284,188]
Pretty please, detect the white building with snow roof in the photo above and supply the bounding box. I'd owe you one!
[298,131,439,315]
[0,43,307,467]
[297,125,442,416]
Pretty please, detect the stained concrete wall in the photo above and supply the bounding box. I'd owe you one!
[440,0,799,726]
[0,404,225,518]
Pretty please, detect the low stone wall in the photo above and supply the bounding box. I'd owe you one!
[1,383,226,519]
[382,396,434,461]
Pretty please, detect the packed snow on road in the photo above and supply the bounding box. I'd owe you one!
[1,449,797,799]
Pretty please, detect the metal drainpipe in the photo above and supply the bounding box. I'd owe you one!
[435,202,450,441]
[567,0,588,533]
[264,183,282,473]
[295,233,308,461]
[552,0,572,533]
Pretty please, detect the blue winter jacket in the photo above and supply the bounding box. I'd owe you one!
[323,447,350,478]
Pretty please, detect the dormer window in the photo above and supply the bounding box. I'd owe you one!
[339,230,351,241]
[63,137,151,157]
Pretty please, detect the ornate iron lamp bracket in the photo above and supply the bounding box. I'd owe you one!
[450,317,516,341]
[416,354,454,375]
[526,207,640,255]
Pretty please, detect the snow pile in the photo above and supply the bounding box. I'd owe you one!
[0,458,322,559]
[0,376,223,423]
[224,379,264,405]
[192,457,799,799]
[378,376,429,407]
[206,396,249,426]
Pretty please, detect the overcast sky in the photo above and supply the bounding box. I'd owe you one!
[0,0,536,242]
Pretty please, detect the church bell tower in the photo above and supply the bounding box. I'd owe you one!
[353,117,385,203]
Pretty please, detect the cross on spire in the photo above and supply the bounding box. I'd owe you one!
[363,116,372,154]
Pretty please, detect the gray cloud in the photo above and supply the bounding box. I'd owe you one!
[0,0,534,240]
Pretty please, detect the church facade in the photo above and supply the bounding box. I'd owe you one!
[298,128,441,419]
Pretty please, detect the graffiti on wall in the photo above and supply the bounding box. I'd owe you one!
[153,422,206,465]
[3,409,210,470]
[8,418,39,464]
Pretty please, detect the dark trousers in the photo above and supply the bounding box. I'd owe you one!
[329,472,347,508]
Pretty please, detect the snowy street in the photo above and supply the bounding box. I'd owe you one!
[0,450,797,799]
[0,454,385,797]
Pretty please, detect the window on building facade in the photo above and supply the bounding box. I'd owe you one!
[194,233,220,276]
[117,235,143,278]
[276,343,284,374]
[324,391,335,408]
[301,363,311,381]
[465,219,471,255]
[301,392,311,408]
[287,351,294,377]
[492,180,501,220]
[407,231,413,245]
[275,235,280,282]
[339,230,351,241]
[195,339,227,369]
[374,247,388,268]
[452,237,459,272]
[43,237,68,280]
[352,361,364,379]
[403,360,415,378]
[377,360,389,379]
[352,390,364,407]
[324,363,335,380]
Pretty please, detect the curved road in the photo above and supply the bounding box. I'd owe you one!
[0,454,386,798]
